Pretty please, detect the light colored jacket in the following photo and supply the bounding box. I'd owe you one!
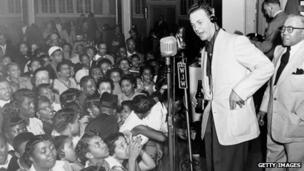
[201,29,274,145]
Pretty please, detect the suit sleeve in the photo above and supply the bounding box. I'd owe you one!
[232,36,274,101]
[259,84,270,113]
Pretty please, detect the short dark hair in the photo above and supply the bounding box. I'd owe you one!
[80,76,95,88]
[59,88,81,107]
[132,95,155,114]
[13,132,35,154]
[119,75,136,88]
[130,54,140,60]
[52,108,78,133]
[188,2,214,17]
[97,58,112,67]
[106,68,123,79]
[140,65,155,76]
[126,38,135,44]
[75,132,99,164]
[118,57,130,65]
[97,78,114,90]
[105,133,125,156]
[12,89,34,105]
[56,60,71,73]
[21,134,53,167]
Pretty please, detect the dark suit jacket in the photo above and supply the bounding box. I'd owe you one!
[253,11,288,59]
[85,114,119,140]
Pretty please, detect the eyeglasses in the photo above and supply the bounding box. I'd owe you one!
[281,26,304,33]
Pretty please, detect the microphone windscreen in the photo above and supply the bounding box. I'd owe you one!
[160,36,177,57]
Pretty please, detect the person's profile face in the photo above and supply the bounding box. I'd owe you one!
[30,140,57,169]
[62,138,77,162]
[37,101,55,121]
[190,9,215,41]
[114,136,129,160]
[70,115,80,136]
[263,4,272,18]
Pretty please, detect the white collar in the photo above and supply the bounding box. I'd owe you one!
[273,10,283,18]
[290,40,304,55]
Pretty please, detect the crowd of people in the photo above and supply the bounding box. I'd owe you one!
[0,9,188,171]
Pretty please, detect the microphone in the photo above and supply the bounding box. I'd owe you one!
[160,36,178,57]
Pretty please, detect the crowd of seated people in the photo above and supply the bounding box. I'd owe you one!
[0,13,191,171]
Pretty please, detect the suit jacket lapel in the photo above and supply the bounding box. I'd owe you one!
[276,41,304,86]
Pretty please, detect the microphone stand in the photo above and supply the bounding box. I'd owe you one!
[177,51,194,171]
[166,55,175,171]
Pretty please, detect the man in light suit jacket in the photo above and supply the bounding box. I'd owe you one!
[189,2,274,171]
[252,0,287,59]
[259,15,304,171]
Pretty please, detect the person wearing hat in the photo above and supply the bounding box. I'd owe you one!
[84,92,119,140]
[48,46,64,78]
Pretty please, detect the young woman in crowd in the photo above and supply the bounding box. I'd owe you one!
[119,75,143,103]
[107,68,123,96]
[118,58,131,76]
[36,95,56,135]
[6,62,33,92]
[22,134,73,171]
[54,135,83,171]
[75,133,110,170]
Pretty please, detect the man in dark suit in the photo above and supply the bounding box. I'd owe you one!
[252,0,287,59]
[0,33,15,59]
